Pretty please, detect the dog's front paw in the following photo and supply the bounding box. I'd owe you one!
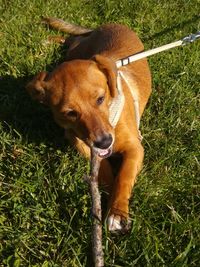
[107,214,131,233]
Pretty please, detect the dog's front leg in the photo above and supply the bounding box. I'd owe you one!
[108,141,144,232]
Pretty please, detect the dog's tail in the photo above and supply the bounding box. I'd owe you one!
[42,17,92,35]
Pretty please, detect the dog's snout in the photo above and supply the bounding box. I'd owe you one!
[94,134,113,149]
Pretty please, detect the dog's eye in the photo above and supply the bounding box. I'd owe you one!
[65,110,79,120]
[96,96,105,105]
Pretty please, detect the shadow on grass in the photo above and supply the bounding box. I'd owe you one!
[143,13,200,41]
[0,75,66,147]
[0,41,69,148]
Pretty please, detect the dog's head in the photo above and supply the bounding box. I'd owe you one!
[26,55,118,158]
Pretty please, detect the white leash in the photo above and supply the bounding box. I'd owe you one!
[116,30,200,68]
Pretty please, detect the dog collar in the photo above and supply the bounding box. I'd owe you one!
[109,71,125,128]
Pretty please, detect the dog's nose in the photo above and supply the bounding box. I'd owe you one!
[94,134,113,149]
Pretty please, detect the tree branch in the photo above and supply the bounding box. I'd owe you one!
[84,149,104,267]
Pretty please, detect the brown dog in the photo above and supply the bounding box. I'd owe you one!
[26,18,151,232]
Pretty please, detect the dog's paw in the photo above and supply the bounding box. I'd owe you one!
[107,214,131,233]
[107,214,122,231]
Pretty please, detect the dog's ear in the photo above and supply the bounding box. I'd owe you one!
[26,71,49,104]
[92,55,117,98]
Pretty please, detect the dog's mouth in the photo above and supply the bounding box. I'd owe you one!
[86,135,114,159]
[94,147,112,159]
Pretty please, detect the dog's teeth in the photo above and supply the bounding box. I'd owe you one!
[95,147,112,158]
[107,215,122,231]
[99,149,108,156]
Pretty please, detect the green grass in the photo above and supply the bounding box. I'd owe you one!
[0,0,200,266]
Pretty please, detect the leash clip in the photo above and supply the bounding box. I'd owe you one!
[182,31,200,45]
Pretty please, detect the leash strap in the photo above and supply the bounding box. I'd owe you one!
[116,30,200,68]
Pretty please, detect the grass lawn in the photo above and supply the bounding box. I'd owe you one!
[0,0,200,266]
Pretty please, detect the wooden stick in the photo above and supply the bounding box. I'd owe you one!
[84,149,104,267]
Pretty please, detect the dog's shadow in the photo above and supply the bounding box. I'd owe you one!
[0,75,64,145]
[0,41,68,146]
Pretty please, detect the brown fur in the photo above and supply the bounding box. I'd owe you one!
[26,19,151,229]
